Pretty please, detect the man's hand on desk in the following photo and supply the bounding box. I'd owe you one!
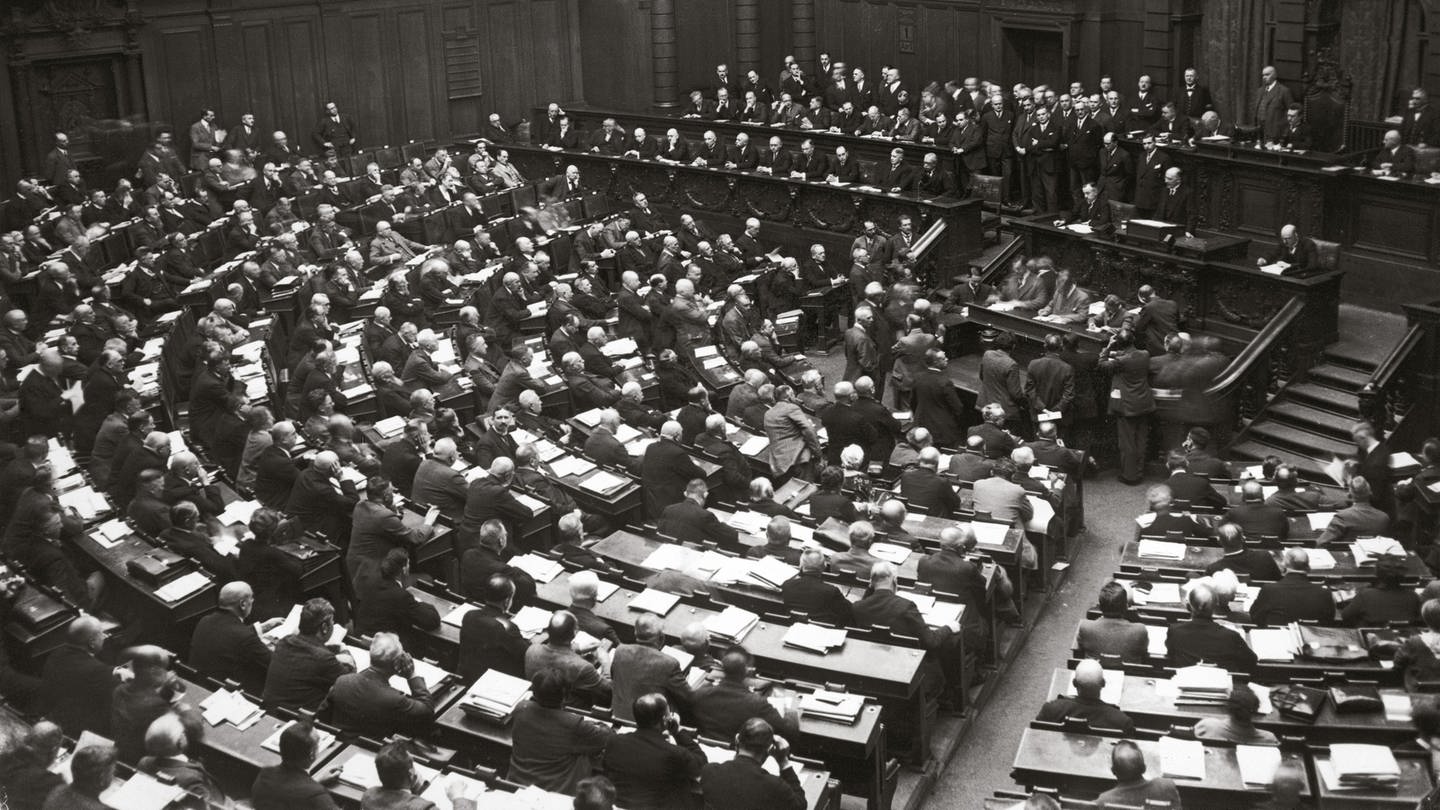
[256,616,286,634]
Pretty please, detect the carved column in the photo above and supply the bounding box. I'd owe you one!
[650,0,679,111]
[791,0,815,69]
[734,0,760,74]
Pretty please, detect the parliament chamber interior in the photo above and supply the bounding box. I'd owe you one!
[7,0,1440,808]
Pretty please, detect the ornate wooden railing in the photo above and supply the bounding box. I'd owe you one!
[1184,296,1310,447]
[1358,323,1425,436]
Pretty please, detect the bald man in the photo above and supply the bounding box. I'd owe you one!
[1036,659,1136,734]
[1096,740,1182,809]
[188,581,281,692]
[285,449,360,539]
[40,615,118,738]
[1258,223,1319,274]
[641,421,705,518]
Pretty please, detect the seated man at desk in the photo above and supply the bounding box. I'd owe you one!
[525,610,612,708]
[1249,547,1335,625]
[187,581,278,695]
[691,646,800,742]
[1095,740,1183,810]
[1369,128,1415,177]
[657,479,739,546]
[324,631,435,738]
[1165,582,1257,672]
[1204,522,1282,580]
[1317,475,1391,545]
[1035,268,1091,324]
[1056,182,1114,237]
[854,562,964,695]
[700,718,807,810]
[1266,465,1332,511]
[264,597,355,711]
[781,548,854,626]
[353,548,442,651]
[1136,483,1212,541]
[1193,686,1278,745]
[1223,481,1289,543]
[510,668,616,796]
[1077,581,1149,663]
[1256,224,1319,275]
[250,721,337,810]
[459,573,529,681]
[1036,659,1135,734]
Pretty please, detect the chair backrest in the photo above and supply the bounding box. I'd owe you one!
[972,173,1003,205]
[1109,199,1137,224]
[1312,238,1341,271]
[1414,147,1440,175]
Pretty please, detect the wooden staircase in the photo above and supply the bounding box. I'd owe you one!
[1228,305,1409,480]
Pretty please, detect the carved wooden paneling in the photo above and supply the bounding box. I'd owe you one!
[152,26,210,129]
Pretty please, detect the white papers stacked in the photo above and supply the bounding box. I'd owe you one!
[746,556,798,590]
[726,511,770,535]
[580,470,628,494]
[373,415,406,437]
[1026,495,1055,533]
[514,492,546,515]
[462,669,532,721]
[100,772,185,810]
[1352,536,1405,565]
[1158,736,1206,781]
[1247,628,1297,662]
[1172,666,1232,706]
[89,519,130,548]
[1236,745,1282,786]
[346,646,447,694]
[58,487,109,520]
[442,603,479,627]
[512,605,551,638]
[1307,512,1337,532]
[704,606,760,644]
[601,337,638,357]
[870,542,911,565]
[972,522,1010,546]
[154,570,211,603]
[800,690,865,723]
[1306,548,1338,570]
[1130,581,1182,605]
[218,499,262,527]
[662,646,694,670]
[1137,539,1187,560]
[738,435,770,455]
[509,553,563,583]
[782,623,848,654]
[549,455,595,478]
[200,689,263,729]
[1324,744,1401,789]
[629,588,681,616]
[642,543,697,572]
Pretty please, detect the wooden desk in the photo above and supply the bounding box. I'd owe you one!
[494,143,983,286]
[1003,215,1342,347]
[1011,726,1307,803]
[73,528,218,628]
[1119,539,1430,582]
[1311,748,1434,809]
[1045,668,1419,745]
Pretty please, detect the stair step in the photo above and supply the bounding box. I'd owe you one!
[1246,420,1355,459]
[1228,439,1330,481]
[1286,382,1360,417]
[1322,347,1379,374]
[1264,400,1357,440]
[1307,363,1371,393]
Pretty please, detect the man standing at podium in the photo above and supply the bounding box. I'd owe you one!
[1154,167,1196,238]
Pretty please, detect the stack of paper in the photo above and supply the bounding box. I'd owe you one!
[99,772,185,810]
[1158,736,1207,780]
[373,415,406,437]
[972,522,1010,546]
[704,606,761,644]
[726,511,770,535]
[218,499,262,527]
[580,470,628,494]
[1247,628,1297,662]
[508,553,563,583]
[1172,666,1232,706]
[1130,581,1183,605]
[442,603,479,628]
[511,605,552,638]
[747,556,798,590]
[629,589,681,616]
[200,689,263,729]
[782,623,848,654]
[549,455,596,478]
[1306,547,1338,570]
[58,487,109,520]
[920,601,964,632]
[642,543,697,572]
[462,669,532,720]
[800,690,865,723]
[870,542,911,565]
[89,519,130,548]
[1137,539,1187,560]
[1326,744,1401,789]
[154,570,211,603]
[1352,536,1405,565]
[1236,745,1283,786]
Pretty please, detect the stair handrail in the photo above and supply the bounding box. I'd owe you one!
[973,233,1025,285]
[1357,322,1426,432]
[1204,296,1306,397]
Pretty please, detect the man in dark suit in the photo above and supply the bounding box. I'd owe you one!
[1149,103,1193,144]
[820,381,877,464]
[39,616,116,738]
[1099,330,1155,484]
[657,479,738,546]
[1132,136,1171,217]
[780,549,853,626]
[1162,451,1227,509]
[1352,421,1395,515]
[829,145,864,182]
[1249,548,1336,625]
[658,128,692,163]
[913,348,970,448]
[187,582,276,694]
[870,147,917,193]
[458,573,529,682]
[915,152,957,197]
[691,647,800,742]
[916,524,991,611]
[1022,105,1064,213]
[250,722,336,809]
[853,562,962,692]
[1165,582,1258,671]
[1036,659,1136,734]
[1258,224,1320,274]
[1317,475,1392,545]
[1176,67,1216,119]
[458,458,533,554]
[641,421,704,518]
[604,692,708,810]
[1154,167,1197,236]
[610,613,693,723]
[285,451,359,540]
[1132,285,1178,356]
[699,718,807,810]
[757,135,793,175]
[352,549,441,653]
[324,630,435,738]
[253,422,303,508]
[347,478,434,587]
[1096,132,1133,204]
[263,598,355,711]
[1205,522,1283,580]
[1064,99,1105,206]
[411,439,469,514]
[1137,483,1212,540]
[898,447,961,517]
[1223,482,1289,544]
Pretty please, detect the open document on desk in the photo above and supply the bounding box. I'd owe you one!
[346,646,448,694]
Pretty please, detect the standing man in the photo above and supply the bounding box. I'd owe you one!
[843,307,879,383]
[1024,105,1063,213]
[1065,98,1104,210]
[978,332,1027,435]
[313,101,358,157]
[1133,135,1171,217]
[188,109,219,171]
[1132,284,1179,356]
[1254,66,1294,143]
[1100,330,1155,485]
[1177,67,1215,120]
[1097,132,1134,203]
[981,94,1017,204]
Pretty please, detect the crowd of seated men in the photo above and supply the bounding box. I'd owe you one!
[0,82,1079,808]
